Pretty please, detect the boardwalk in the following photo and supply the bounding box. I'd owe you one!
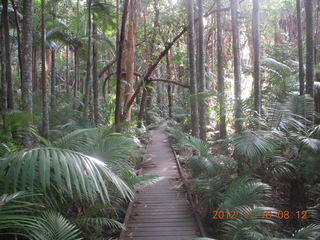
[121,125,199,240]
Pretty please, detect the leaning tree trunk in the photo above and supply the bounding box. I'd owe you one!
[115,0,129,126]
[252,0,261,115]
[297,0,305,95]
[231,0,242,133]
[2,0,14,110]
[92,22,99,125]
[41,0,49,138]
[197,0,207,141]
[187,0,200,138]
[305,0,314,96]
[216,0,227,139]
[21,0,34,147]
[83,0,92,118]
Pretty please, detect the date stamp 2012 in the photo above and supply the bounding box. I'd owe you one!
[211,210,308,220]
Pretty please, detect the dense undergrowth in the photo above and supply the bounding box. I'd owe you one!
[167,95,320,240]
[0,108,154,240]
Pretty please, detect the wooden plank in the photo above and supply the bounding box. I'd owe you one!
[127,226,197,232]
[128,222,196,227]
[125,230,197,237]
[124,236,196,240]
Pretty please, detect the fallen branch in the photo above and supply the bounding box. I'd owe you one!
[98,58,117,78]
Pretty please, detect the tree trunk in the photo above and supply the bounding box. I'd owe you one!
[11,0,23,85]
[187,0,200,138]
[197,0,206,141]
[2,0,14,110]
[216,0,227,139]
[297,0,305,95]
[92,22,99,125]
[165,52,172,118]
[0,26,7,114]
[252,0,261,115]
[305,0,314,96]
[124,0,137,122]
[231,0,242,133]
[83,0,92,117]
[50,49,56,109]
[66,47,70,93]
[32,46,38,92]
[21,0,34,146]
[41,0,49,138]
[115,0,129,126]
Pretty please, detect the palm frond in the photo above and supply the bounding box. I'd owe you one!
[219,177,271,210]
[28,211,83,240]
[76,217,124,230]
[53,128,99,153]
[0,148,133,203]
[293,224,320,239]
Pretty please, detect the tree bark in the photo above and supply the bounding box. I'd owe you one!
[41,0,49,138]
[92,22,99,125]
[21,0,34,146]
[187,0,200,138]
[2,0,14,110]
[216,0,227,139]
[197,0,207,141]
[165,52,172,118]
[124,0,137,122]
[66,47,70,93]
[83,0,92,117]
[50,49,56,109]
[252,0,261,115]
[11,0,23,85]
[296,0,305,95]
[0,25,7,114]
[115,0,129,126]
[305,0,314,96]
[231,0,242,133]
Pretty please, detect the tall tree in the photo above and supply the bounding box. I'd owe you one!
[115,0,129,125]
[187,0,200,138]
[305,0,314,96]
[50,5,57,109]
[296,0,304,95]
[216,0,226,139]
[83,0,92,117]
[2,0,14,110]
[21,0,33,146]
[197,0,206,141]
[41,0,49,138]
[252,0,261,115]
[92,21,99,125]
[0,25,7,114]
[231,0,242,133]
[124,0,137,122]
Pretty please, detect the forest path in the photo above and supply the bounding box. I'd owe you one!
[121,124,199,240]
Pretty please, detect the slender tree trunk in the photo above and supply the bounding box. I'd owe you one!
[50,49,56,109]
[41,0,49,138]
[305,0,314,96]
[74,48,79,101]
[92,22,99,125]
[83,0,92,117]
[66,47,70,93]
[115,0,129,126]
[197,0,206,141]
[21,0,34,146]
[124,0,137,122]
[297,0,305,95]
[231,0,242,133]
[32,46,38,92]
[187,0,200,138]
[2,0,14,110]
[252,0,261,115]
[216,0,226,139]
[0,26,7,114]
[11,0,23,84]
[165,53,172,118]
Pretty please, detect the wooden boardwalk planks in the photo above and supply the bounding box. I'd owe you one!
[121,125,199,240]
